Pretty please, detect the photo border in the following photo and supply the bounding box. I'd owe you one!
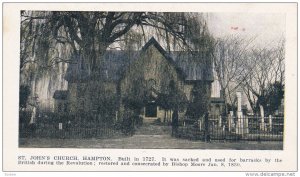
[2,2,298,173]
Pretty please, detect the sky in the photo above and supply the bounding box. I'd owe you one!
[206,13,286,48]
[206,13,286,106]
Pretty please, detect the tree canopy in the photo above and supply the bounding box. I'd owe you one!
[21,11,212,72]
[20,11,214,106]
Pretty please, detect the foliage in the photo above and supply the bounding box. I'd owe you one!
[20,11,215,121]
[186,82,211,119]
[97,93,118,124]
[241,40,285,113]
[19,85,31,109]
[122,78,147,111]
[20,11,212,79]
[212,34,285,115]
[120,109,135,135]
[122,95,146,111]
[256,82,284,115]
[98,90,118,110]
[156,80,188,111]
[21,12,210,72]
[19,110,31,126]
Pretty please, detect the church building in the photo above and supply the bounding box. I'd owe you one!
[53,37,224,124]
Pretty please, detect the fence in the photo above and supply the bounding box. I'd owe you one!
[19,114,284,141]
[19,122,123,139]
[177,115,284,141]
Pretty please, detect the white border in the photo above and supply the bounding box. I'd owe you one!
[2,2,298,172]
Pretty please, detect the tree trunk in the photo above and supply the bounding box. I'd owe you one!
[221,88,228,115]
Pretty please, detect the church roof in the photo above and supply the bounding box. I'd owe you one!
[65,37,213,83]
[141,37,187,80]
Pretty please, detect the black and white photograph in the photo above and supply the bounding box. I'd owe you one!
[2,2,298,173]
[18,10,286,150]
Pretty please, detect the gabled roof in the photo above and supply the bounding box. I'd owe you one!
[65,37,213,83]
[140,37,187,80]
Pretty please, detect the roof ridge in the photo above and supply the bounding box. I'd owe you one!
[141,37,187,80]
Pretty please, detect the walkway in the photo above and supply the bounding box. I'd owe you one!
[19,124,283,150]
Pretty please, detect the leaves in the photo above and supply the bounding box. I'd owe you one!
[20,11,214,112]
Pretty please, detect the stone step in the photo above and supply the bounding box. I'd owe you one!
[135,125,171,135]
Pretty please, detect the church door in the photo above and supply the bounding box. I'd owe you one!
[145,102,157,117]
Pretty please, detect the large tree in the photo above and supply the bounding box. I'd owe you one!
[212,35,255,114]
[241,40,285,115]
[21,12,199,72]
[20,11,214,110]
